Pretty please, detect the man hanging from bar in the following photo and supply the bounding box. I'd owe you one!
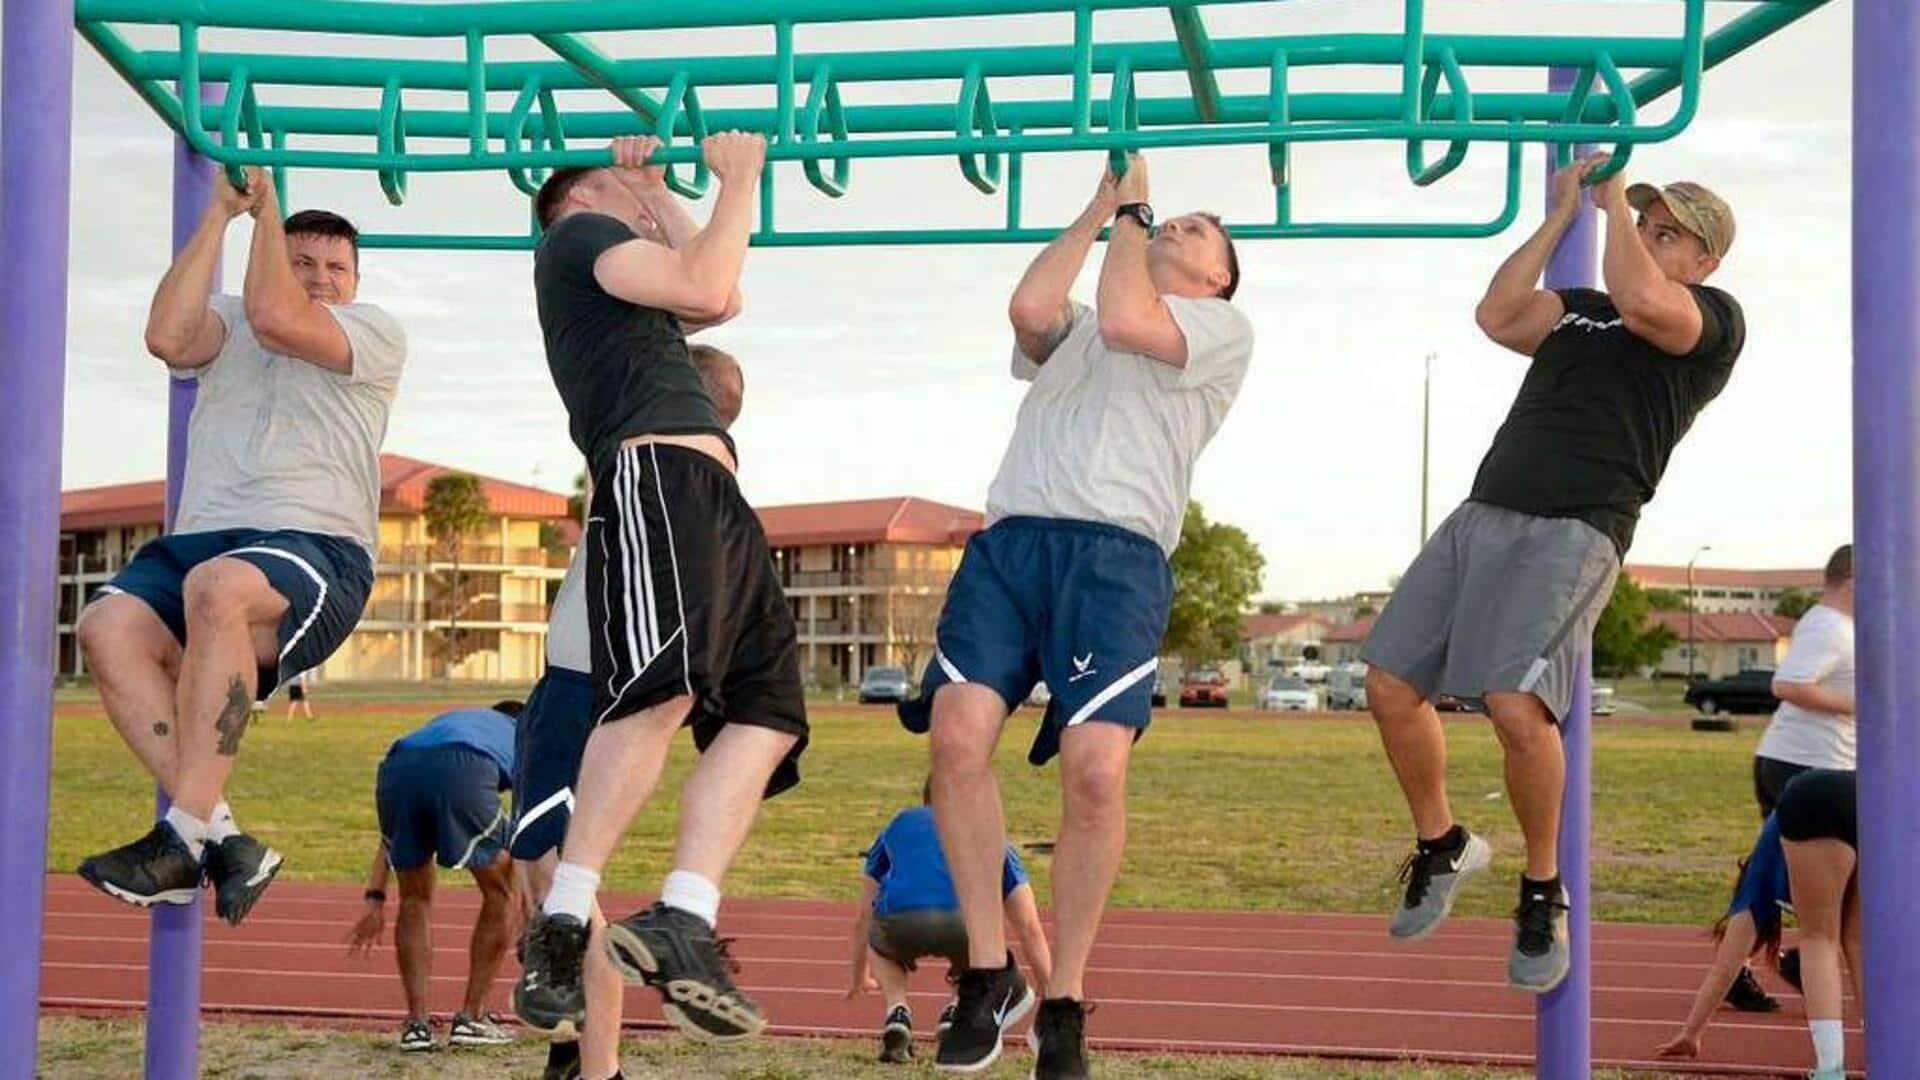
[75,168,406,924]
[898,152,1250,1079]
[511,132,808,1063]
[1363,155,1743,992]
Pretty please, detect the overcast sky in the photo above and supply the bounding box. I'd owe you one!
[47,1,1851,600]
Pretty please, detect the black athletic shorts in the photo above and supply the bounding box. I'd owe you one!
[1776,768,1857,850]
[869,908,969,973]
[587,442,807,797]
[1753,755,1813,819]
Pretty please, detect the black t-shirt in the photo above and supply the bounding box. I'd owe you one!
[1469,285,1745,555]
[534,212,728,478]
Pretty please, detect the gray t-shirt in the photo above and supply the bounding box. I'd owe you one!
[546,541,590,674]
[985,296,1253,554]
[171,293,407,556]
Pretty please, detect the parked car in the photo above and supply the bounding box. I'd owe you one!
[1150,672,1167,708]
[1684,669,1780,716]
[1590,683,1616,716]
[1179,668,1231,708]
[1326,664,1369,711]
[858,665,914,704]
[1259,676,1320,712]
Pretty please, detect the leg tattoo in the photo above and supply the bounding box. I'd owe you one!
[215,677,251,756]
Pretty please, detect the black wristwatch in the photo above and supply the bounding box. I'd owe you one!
[1114,202,1154,230]
[364,888,386,904]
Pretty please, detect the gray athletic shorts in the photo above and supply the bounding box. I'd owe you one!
[868,909,969,973]
[1362,501,1619,722]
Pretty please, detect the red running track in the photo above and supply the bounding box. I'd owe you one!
[38,877,1860,1076]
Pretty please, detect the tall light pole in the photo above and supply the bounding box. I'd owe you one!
[1420,350,1434,546]
[1686,544,1712,682]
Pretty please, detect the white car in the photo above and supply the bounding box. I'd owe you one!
[1259,676,1320,711]
[1287,660,1332,683]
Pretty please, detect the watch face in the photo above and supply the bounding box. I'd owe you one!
[1121,203,1154,228]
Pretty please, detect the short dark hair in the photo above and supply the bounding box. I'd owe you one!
[491,699,525,719]
[283,209,360,264]
[688,343,743,428]
[535,167,598,230]
[1825,544,1853,587]
[1197,212,1241,301]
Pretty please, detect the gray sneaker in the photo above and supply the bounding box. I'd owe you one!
[1388,830,1492,940]
[1509,882,1571,993]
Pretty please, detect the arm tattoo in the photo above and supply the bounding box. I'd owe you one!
[215,676,251,756]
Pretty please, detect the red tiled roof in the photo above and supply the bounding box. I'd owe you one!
[757,497,983,549]
[1649,610,1797,643]
[1240,612,1332,641]
[1626,564,1823,590]
[60,454,570,532]
[1325,615,1377,643]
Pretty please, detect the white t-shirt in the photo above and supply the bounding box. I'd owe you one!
[1755,604,1856,770]
[546,541,590,674]
[985,296,1253,555]
[172,293,407,556]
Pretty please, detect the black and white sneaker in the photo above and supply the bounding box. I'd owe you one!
[514,913,590,1037]
[397,1018,434,1052]
[604,902,766,1041]
[449,1011,514,1046]
[203,832,282,926]
[1028,997,1091,1080]
[935,961,1033,1073]
[936,1000,958,1036]
[1389,827,1492,940]
[879,1003,914,1063]
[76,822,204,908]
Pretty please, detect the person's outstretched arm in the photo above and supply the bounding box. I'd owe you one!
[1593,169,1705,356]
[1474,155,1604,356]
[1656,911,1760,1058]
[345,839,391,957]
[593,133,763,324]
[1008,167,1117,364]
[1003,882,1054,993]
[241,168,357,373]
[145,175,255,368]
[604,135,744,331]
[848,875,879,998]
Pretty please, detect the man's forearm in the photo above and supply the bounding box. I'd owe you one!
[1478,203,1575,321]
[1012,211,1102,320]
[677,181,757,309]
[638,186,702,250]
[363,843,390,893]
[1095,219,1157,320]
[243,194,309,325]
[146,203,228,352]
[1599,193,1668,305]
[1774,681,1853,717]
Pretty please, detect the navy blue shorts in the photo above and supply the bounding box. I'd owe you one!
[509,667,595,861]
[377,745,509,872]
[899,517,1172,765]
[96,528,373,698]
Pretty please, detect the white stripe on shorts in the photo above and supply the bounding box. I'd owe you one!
[226,546,330,661]
[510,786,575,843]
[1066,657,1158,728]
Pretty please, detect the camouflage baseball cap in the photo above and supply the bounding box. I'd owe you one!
[1627,180,1735,257]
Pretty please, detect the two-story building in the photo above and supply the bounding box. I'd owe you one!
[1624,564,1825,615]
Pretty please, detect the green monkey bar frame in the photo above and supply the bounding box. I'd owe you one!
[74,0,1825,249]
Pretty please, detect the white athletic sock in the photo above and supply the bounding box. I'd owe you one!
[163,806,209,860]
[542,862,602,921]
[205,801,239,845]
[1811,1018,1845,1070]
[660,870,721,928]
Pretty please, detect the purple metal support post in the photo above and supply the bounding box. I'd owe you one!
[144,84,223,1080]
[1536,64,1597,1079]
[1853,1,1918,1073]
[0,2,75,1074]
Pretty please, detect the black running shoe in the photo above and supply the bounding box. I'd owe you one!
[397,1018,434,1052]
[603,902,766,1041]
[76,822,203,908]
[203,832,282,926]
[542,1039,581,1080]
[514,913,590,1037]
[1029,997,1091,1080]
[936,1000,958,1036]
[935,961,1032,1073]
[879,1003,914,1063]
[1725,964,1781,1012]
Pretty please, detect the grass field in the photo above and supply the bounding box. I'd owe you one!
[49,691,1762,925]
[37,1017,1678,1079]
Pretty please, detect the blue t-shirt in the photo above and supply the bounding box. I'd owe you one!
[864,806,1028,917]
[1727,813,1791,938]
[389,708,517,789]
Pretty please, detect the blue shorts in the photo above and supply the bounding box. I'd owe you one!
[1728,813,1792,940]
[96,528,373,698]
[899,517,1172,765]
[509,667,595,861]
[377,745,509,872]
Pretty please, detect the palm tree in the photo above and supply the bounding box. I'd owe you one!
[424,472,490,678]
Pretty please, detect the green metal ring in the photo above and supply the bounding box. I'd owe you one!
[505,77,567,197]
[800,63,850,198]
[655,72,711,200]
[1553,53,1634,183]
[1407,47,1472,187]
[377,78,409,204]
[1107,56,1139,175]
[218,66,264,189]
[956,63,1001,195]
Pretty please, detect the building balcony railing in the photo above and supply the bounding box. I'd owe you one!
[360,600,551,624]
[376,544,572,570]
[780,568,953,590]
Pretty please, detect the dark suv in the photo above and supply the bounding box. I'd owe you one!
[1684,669,1780,716]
